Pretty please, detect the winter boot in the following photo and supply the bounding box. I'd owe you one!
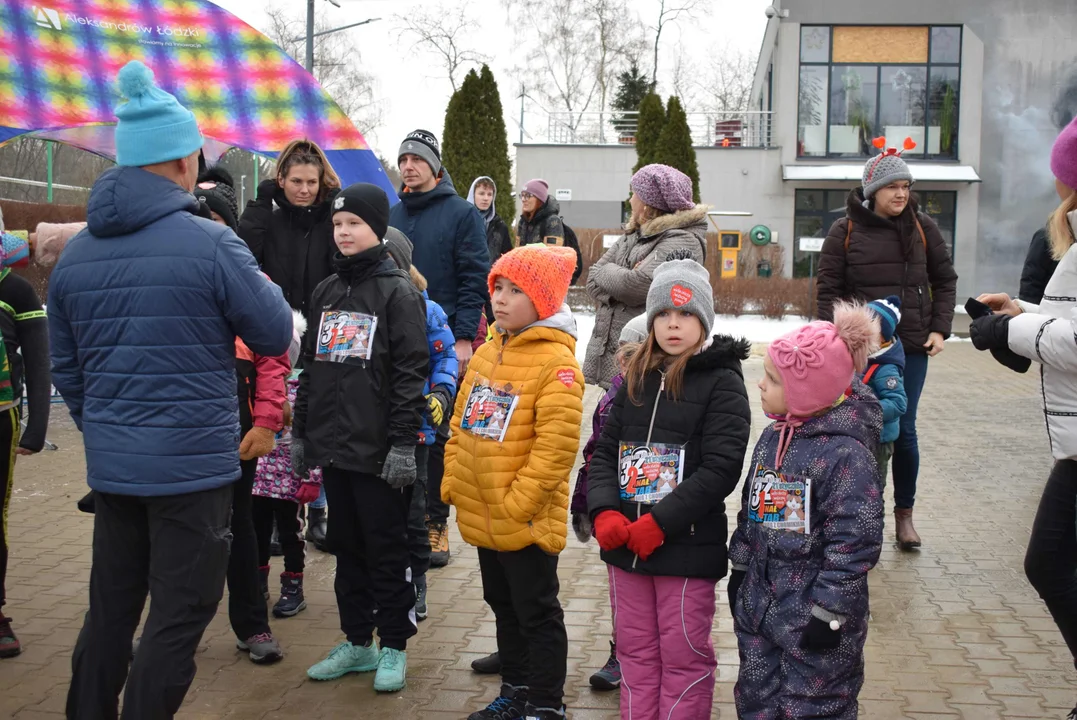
[273,572,307,617]
[306,505,328,550]
[523,703,565,719]
[236,632,284,664]
[428,521,450,567]
[894,507,922,551]
[373,647,407,692]
[0,615,21,658]
[471,651,502,674]
[467,683,528,720]
[258,564,270,602]
[414,574,428,621]
[588,641,621,690]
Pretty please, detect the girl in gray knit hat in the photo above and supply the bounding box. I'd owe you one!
[814,136,958,552]
[585,250,752,719]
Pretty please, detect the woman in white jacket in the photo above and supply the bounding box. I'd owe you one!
[972,116,1077,720]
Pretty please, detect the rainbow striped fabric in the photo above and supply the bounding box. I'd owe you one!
[0,0,391,190]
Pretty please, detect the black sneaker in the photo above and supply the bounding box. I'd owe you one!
[272,572,307,618]
[523,704,565,720]
[471,651,502,674]
[467,684,527,720]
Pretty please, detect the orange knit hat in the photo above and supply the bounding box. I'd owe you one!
[488,244,577,320]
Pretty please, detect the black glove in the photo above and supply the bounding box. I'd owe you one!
[726,569,745,618]
[290,441,309,479]
[799,614,842,651]
[970,313,1011,351]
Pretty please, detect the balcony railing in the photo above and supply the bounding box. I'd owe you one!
[534,110,774,149]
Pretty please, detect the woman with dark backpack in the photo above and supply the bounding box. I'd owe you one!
[515,179,582,283]
[816,138,958,551]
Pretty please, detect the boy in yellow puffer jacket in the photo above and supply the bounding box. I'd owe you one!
[443,244,583,720]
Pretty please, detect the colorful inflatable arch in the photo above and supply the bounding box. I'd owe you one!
[0,0,394,196]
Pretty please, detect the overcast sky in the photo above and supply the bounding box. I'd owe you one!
[211,0,771,170]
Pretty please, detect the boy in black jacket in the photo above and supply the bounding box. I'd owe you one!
[0,225,50,659]
[293,183,429,693]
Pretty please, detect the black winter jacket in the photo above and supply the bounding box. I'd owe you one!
[238,179,341,317]
[817,189,958,353]
[1019,227,1058,304]
[388,172,490,342]
[487,214,514,265]
[293,244,429,474]
[516,197,583,283]
[587,336,752,579]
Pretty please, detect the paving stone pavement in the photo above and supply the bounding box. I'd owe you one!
[2,343,1076,719]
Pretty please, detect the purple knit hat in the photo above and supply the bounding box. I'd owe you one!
[520,179,549,204]
[1051,116,1077,191]
[631,164,695,213]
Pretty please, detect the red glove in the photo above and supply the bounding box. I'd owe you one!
[627,514,665,561]
[293,482,321,505]
[593,510,632,551]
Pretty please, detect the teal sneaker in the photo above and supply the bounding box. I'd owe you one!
[373,647,407,692]
[307,641,379,681]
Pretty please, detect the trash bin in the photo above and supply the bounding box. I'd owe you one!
[757,259,772,278]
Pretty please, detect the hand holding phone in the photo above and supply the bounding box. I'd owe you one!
[965,297,994,320]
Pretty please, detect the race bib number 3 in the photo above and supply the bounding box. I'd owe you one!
[748,463,810,533]
[460,375,520,443]
[618,442,685,505]
[316,311,377,362]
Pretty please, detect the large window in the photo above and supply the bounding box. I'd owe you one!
[793,189,957,278]
[798,26,961,159]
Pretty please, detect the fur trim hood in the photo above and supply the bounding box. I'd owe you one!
[686,333,751,374]
[630,203,712,238]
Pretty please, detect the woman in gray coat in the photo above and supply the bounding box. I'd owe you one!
[583,164,709,387]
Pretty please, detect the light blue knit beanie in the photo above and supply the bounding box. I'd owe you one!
[113,61,202,167]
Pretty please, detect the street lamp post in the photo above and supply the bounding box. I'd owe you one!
[302,0,369,75]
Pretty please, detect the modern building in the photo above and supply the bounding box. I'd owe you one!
[514,0,1077,297]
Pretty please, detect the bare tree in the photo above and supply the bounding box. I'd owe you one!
[505,0,601,134]
[264,5,383,138]
[696,47,756,114]
[395,3,488,92]
[671,46,700,111]
[585,0,645,138]
[650,0,703,87]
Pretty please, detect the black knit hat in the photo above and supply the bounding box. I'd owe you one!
[195,166,238,230]
[332,182,390,240]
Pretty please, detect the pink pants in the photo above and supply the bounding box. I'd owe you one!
[610,566,718,719]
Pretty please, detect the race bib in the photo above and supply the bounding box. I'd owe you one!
[316,311,377,362]
[460,375,520,442]
[748,463,811,533]
[618,442,685,505]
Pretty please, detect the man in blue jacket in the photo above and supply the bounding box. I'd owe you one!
[388,129,489,568]
[49,61,293,720]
